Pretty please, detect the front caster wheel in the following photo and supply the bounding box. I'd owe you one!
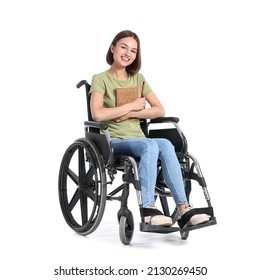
[119,214,134,245]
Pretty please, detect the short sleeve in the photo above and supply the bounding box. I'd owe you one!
[89,74,106,95]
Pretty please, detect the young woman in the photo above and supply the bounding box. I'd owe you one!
[89,30,210,227]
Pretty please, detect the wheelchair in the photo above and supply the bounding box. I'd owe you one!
[58,80,217,245]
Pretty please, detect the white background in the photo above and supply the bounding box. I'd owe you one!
[1,0,259,279]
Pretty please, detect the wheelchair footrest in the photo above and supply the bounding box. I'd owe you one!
[140,216,217,234]
[140,223,180,234]
[180,217,217,232]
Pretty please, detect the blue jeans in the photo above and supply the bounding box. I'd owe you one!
[111,138,188,208]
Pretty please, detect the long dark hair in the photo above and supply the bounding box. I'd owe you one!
[106,30,141,74]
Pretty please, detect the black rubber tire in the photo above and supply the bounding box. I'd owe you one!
[119,214,134,245]
[180,230,189,240]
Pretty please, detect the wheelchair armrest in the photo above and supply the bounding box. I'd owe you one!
[84,121,108,130]
[149,117,180,124]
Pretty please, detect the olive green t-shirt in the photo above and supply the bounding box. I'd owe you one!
[89,71,152,139]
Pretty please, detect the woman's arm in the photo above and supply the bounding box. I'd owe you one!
[115,92,165,122]
[90,91,147,122]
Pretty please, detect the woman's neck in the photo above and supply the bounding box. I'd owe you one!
[107,66,129,81]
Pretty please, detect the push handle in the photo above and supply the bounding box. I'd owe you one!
[76,80,89,89]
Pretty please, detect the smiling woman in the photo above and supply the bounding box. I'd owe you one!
[108,39,138,80]
[89,30,211,228]
[112,41,138,62]
[106,30,141,76]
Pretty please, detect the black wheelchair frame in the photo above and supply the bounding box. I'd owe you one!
[58,80,217,245]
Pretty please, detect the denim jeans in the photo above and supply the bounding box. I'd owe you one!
[111,138,188,208]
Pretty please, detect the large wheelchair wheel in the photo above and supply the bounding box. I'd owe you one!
[58,138,107,235]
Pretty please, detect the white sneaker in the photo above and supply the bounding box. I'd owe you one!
[188,213,210,226]
[145,215,173,227]
[178,206,210,228]
[144,206,173,227]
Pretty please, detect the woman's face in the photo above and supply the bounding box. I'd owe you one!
[111,36,138,68]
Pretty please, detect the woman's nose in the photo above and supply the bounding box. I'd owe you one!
[125,49,131,57]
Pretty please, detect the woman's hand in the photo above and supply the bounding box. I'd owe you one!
[130,97,146,111]
[114,98,146,122]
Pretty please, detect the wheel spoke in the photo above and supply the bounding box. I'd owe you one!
[78,147,86,181]
[66,168,79,185]
[80,185,96,202]
[79,165,94,186]
[80,191,88,225]
[68,188,80,212]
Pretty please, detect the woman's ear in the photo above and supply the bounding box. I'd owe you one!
[110,44,114,53]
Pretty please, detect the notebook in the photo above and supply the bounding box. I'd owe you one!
[116,86,139,106]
